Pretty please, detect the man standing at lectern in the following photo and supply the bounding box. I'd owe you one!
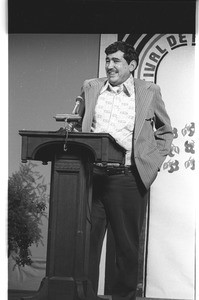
[73,41,173,300]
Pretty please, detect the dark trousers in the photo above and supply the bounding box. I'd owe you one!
[88,167,148,300]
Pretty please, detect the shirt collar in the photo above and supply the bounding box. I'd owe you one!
[100,75,134,96]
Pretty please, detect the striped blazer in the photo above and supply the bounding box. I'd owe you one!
[77,77,173,189]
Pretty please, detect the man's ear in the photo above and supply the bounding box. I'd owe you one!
[129,60,137,72]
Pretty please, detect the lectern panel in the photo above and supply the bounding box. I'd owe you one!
[47,157,90,282]
[54,172,78,276]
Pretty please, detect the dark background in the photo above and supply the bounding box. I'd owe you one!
[8,0,196,34]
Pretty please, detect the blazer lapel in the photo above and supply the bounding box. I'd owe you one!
[134,78,153,141]
[83,78,107,131]
[92,78,106,107]
[88,77,106,101]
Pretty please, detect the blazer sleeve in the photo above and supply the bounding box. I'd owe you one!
[153,85,174,157]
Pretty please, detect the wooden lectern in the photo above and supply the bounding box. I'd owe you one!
[19,128,125,300]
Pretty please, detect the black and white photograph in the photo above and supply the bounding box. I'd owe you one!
[4,1,199,300]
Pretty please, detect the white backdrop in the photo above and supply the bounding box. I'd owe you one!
[134,34,196,299]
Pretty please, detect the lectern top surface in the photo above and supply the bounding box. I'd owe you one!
[19,129,126,164]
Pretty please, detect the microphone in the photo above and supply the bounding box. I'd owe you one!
[54,95,84,130]
[72,96,84,114]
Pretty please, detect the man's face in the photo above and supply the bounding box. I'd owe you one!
[105,50,136,86]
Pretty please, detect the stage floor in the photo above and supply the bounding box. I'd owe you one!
[8,290,183,300]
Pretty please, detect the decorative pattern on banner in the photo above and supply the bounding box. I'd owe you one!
[163,122,195,173]
[120,33,196,81]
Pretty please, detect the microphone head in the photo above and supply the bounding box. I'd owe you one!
[76,96,83,103]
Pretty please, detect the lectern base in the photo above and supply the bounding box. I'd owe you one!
[21,277,101,300]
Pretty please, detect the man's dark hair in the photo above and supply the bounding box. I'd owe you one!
[105,41,139,69]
